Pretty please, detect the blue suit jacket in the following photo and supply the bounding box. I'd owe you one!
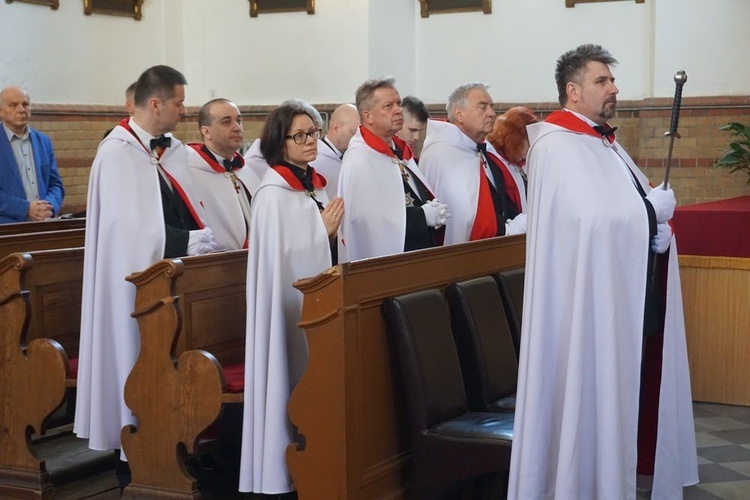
[0,123,65,223]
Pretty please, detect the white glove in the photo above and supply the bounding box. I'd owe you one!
[187,227,218,256]
[422,199,451,228]
[651,222,672,254]
[645,184,676,223]
[505,213,527,235]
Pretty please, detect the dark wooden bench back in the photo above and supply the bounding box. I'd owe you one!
[0,228,85,262]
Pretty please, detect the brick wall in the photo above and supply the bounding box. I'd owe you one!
[29,97,750,215]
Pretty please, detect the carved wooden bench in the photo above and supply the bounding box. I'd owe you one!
[122,249,248,499]
[0,248,83,499]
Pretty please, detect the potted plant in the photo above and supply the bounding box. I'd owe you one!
[715,122,750,184]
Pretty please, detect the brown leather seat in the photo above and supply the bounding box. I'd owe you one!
[446,276,518,413]
[493,267,525,356]
[382,289,513,499]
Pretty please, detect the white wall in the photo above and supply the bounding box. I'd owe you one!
[0,0,747,106]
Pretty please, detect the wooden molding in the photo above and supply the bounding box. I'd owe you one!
[5,0,59,10]
[420,0,491,18]
[83,0,143,21]
[567,0,644,7]
[249,0,315,18]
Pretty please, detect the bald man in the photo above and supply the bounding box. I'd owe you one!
[0,85,64,223]
[310,103,360,199]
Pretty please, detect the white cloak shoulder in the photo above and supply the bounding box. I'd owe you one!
[310,138,341,200]
[186,146,261,250]
[337,128,435,262]
[420,119,483,245]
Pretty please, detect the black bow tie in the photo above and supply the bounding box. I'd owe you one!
[476,142,487,154]
[593,125,618,138]
[223,156,244,172]
[150,134,171,150]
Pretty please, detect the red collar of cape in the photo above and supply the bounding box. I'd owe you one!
[270,163,327,192]
[545,110,617,143]
[186,142,245,173]
[359,125,415,161]
[116,119,205,229]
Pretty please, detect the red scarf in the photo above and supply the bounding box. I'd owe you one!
[545,110,617,143]
[470,162,497,240]
[359,125,414,160]
[270,164,327,192]
[187,142,245,173]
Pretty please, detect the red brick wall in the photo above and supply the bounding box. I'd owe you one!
[29,97,750,214]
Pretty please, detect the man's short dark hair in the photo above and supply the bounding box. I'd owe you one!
[401,96,429,123]
[260,100,319,167]
[355,77,396,116]
[133,65,187,107]
[198,98,232,129]
[125,81,137,98]
[555,44,618,107]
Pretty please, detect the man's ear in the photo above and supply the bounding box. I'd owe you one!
[149,97,161,115]
[454,108,464,124]
[361,109,372,126]
[200,125,210,140]
[566,82,579,104]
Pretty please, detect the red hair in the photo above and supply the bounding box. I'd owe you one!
[486,107,538,165]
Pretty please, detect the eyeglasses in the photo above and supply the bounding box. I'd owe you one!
[286,129,321,144]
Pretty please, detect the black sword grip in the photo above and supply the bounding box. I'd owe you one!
[669,72,687,136]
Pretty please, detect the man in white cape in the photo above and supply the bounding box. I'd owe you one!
[310,102,360,199]
[508,44,698,500]
[420,83,526,245]
[187,98,261,250]
[338,77,448,262]
[75,66,215,486]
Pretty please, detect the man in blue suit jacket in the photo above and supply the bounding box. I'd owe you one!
[0,86,64,223]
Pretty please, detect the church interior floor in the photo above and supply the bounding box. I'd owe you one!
[637,402,750,499]
[31,402,750,499]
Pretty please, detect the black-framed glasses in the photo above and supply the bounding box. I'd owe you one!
[286,129,321,144]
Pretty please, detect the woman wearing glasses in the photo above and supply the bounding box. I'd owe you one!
[239,101,344,495]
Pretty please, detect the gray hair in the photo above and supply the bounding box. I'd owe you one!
[355,77,397,116]
[281,98,323,128]
[446,82,490,123]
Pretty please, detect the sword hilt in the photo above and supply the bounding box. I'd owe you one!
[667,70,687,137]
[662,71,688,189]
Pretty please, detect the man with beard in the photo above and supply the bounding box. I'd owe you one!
[187,98,261,250]
[508,44,698,499]
[337,77,448,261]
[420,83,526,245]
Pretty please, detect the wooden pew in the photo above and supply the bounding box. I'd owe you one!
[0,228,85,262]
[122,249,248,499]
[287,235,526,499]
[0,248,83,499]
[0,218,85,237]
